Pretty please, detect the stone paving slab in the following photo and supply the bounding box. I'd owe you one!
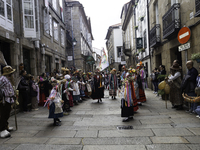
[174,122,200,128]
[187,128,200,135]
[140,118,172,125]
[75,130,98,137]
[52,126,89,131]
[4,137,49,144]
[184,136,200,143]
[146,144,190,150]
[98,129,154,137]
[170,117,200,124]
[46,138,82,145]
[186,144,200,150]
[14,144,83,150]
[82,137,152,145]
[133,124,172,129]
[10,131,38,137]
[83,145,146,150]
[152,128,194,136]
[150,137,189,144]
[0,144,19,150]
[35,130,76,138]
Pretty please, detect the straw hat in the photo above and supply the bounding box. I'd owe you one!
[2,66,16,76]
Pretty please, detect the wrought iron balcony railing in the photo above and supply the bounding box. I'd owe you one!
[123,41,131,56]
[195,0,200,17]
[150,24,161,48]
[66,31,72,44]
[162,3,180,39]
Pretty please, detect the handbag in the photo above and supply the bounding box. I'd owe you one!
[121,98,134,117]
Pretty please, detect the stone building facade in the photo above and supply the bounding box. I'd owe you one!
[105,23,124,71]
[149,0,200,75]
[64,0,94,72]
[121,1,137,68]
[0,0,67,78]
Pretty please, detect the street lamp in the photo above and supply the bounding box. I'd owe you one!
[73,38,77,46]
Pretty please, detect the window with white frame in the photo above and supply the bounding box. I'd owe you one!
[52,0,57,11]
[53,20,58,41]
[23,0,36,38]
[44,9,49,34]
[61,28,64,46]
[0,0,13,31]
[49,14,52,36]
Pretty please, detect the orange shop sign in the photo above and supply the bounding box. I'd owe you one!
[178,27,191,44]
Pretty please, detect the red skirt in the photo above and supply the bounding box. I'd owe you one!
[39,93,46,106]
[137,88,146,103]
[68,93,73,107]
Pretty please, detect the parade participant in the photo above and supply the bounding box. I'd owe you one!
[121,68,138,122]
[79,77,86,101]
[29,75,39,110]
[72,76,80,105]
[65,75,74,107]
[45,81,63,126]
[91,68,104,103]
[133,69,139,100]
[167,63,183,110]
[39,73,49,106]
[0,66,16,138]
[109,68,118,99]
[18,70,29,112]
[136,63,147,105]
[139,62,146,90]
[121,66,127,81]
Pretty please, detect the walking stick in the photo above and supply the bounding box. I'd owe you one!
[14,89,19,130]
[165,94,167,109]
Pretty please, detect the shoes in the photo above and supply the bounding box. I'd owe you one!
[153,91,155,94]
[53,122,61,126]
[138,102,142,106]
[122,118,129,122]
[7,127,13,132]
[196,115,200,118]
[128,116,133,120]
[100,99,102,102]
[56,118,61,122]
[155,92,158,94]
[0,130,10,138]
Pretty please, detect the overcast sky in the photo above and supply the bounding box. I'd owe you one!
[78,0,129,52]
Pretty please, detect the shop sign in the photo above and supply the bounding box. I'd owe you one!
[178,42,190,52]
[136,38,143,49]
[68,56,73,61]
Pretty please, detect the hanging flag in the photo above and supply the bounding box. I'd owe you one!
[100,48,109,71]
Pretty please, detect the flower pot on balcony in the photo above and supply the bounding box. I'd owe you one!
[140,17,144,21]
[135,26,138,30]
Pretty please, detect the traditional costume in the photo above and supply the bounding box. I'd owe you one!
[109,68,118,99]
[91,69,104,103]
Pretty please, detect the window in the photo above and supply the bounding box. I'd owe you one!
[23,0,36,38]
[44,9,49,34]
[0,0,13,31]
[53,20,58,41]
[117,47,121,57]
[52,0,57,11]
[49,14,52,36]
[61,28,64,46]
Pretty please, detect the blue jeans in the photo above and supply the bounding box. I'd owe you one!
[153,81,158,92]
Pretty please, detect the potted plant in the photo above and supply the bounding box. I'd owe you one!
[135,26,138,30]
[191,52,200,63]
[139,16,144,21]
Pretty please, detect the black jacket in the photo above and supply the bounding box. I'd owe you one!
[181,75,196,93]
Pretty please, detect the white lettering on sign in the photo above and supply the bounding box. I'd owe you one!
[179,31,189,39]
[178,42,190,52]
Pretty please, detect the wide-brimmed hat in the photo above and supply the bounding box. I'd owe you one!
[2,66,16,76]
[170,63,181,70]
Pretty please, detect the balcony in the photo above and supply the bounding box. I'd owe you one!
[162,3,180,39]
[150,24,161,48]
[195,0,200,17]
[123,41,131,56]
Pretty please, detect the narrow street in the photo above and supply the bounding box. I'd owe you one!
[0,89,200,150]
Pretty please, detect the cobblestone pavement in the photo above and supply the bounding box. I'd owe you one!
[0,89,200,150]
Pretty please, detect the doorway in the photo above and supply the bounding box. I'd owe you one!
[156,53,162,68]
[23,49,31,74]
[170,47,182,67]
